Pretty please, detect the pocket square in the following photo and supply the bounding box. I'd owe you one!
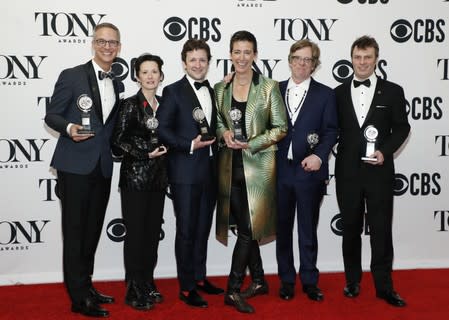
[376,105,389,109]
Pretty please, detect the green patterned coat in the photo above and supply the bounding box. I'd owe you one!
[214,73,288,246]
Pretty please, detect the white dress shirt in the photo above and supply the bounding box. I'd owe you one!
[351,73,377,127]
[285,77,310,160]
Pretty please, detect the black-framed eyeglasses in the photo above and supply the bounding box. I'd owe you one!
[94,39,120,48]
[291,56,314,65]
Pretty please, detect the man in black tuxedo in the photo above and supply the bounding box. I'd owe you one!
[45,22,124,317]
[334,35,410,307]
[157,39,223,308]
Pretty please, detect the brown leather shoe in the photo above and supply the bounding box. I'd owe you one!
[240,281,269,299]
[224,292,254,313]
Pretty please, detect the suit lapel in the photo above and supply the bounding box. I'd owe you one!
[245,75,259,137]
[83,61,103,124]
[181,76,214,133]
[345,80,360,129]
[294,78,315,126]
[363,77,383,125]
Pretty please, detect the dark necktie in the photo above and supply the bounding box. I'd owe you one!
[353,79,371,88]
[98,70,115,80]
[194,80,210,90]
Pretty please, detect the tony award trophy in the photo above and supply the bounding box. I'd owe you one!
[361,125,378,161]
[77,94,94,134]
[145,116,161,150]
[306,132,319,155]
[192,107,214,141]
[229,108,247,142]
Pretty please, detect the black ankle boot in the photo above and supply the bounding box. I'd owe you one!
[240,280,269,299]
[125,280,153,310]
[224,292,254,313]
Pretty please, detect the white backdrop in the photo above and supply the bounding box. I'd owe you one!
[1,0,448,285]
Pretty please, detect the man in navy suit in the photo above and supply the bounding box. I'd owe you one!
[45,22,124,317]
[276,39,338,302]
[334,35,410,307]
[157,39,223,308]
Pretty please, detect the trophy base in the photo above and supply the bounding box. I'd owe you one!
[200,135,215,141]
[77,129,95,135]
[361,156,377,162]
[234,137,247,143]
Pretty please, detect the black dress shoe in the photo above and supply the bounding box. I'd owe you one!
[224,292,254,313]
[343,283,360,298]
[125,281,153,311]
[72,297,109,317]
[89,287,114,304]
[376,291,406,307]
[179,290,208,308]
[146,282,164,303]
[279,282,295,300]
[240,280,269,299]
[196,279,225,295]
[303,285,324,301]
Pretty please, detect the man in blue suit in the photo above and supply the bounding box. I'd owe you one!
[45,22,124,318]
[157,39,223,308]
[276,39,338,302]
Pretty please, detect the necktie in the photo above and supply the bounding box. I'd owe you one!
[98,70,115,80]
[194,80,210,90]
[353,79,371,88]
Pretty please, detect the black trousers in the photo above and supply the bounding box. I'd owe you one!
[121,189,165,284]
[227,165,264,293]
[171,179,216,291]
[57,164,111,304]
[336,175,394,294]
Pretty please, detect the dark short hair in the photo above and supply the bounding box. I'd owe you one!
[181,39,212,62]
[288,39,321,71]
[229,30,258,53]
[93,22,120,41]
[351,35,379,58]
[134,53,164,80]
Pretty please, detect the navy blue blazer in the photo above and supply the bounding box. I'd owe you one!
[277,78,338,182]
[157,76,217,185]
[45,61,124,178]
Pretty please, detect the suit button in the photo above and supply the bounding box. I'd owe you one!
[292,128,295,132]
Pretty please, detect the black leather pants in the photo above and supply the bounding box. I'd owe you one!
[227,165,264,293]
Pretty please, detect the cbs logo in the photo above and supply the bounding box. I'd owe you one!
[390,19,445,43]
[394,173,441,196]
[106,218,126,242]
[406,97,443,120]
[163,17,221,42]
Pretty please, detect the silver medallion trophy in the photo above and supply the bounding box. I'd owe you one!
[145,116,160,149]
[229,108,247,142]
[306,132,319,155]
[192,107,214,141]
[361,125,378,161]
[77,94,94,134]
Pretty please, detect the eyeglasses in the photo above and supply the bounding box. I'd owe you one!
[291,56,314,65]
[94,39,120,48]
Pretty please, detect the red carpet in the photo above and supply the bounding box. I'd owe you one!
[1,269,448,319]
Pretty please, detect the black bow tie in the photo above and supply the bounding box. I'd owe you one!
[353,79,371,88]
[194,80,210,90]
[98,70,115,80]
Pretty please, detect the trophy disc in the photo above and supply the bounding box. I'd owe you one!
[192,107,205,122]
[77,94,93,112]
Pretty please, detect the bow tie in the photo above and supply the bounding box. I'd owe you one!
[194,80,210,90]
[98,70,115,80]
[353,79,371,88]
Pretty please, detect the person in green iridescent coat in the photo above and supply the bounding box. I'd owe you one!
[214,30,287,313]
